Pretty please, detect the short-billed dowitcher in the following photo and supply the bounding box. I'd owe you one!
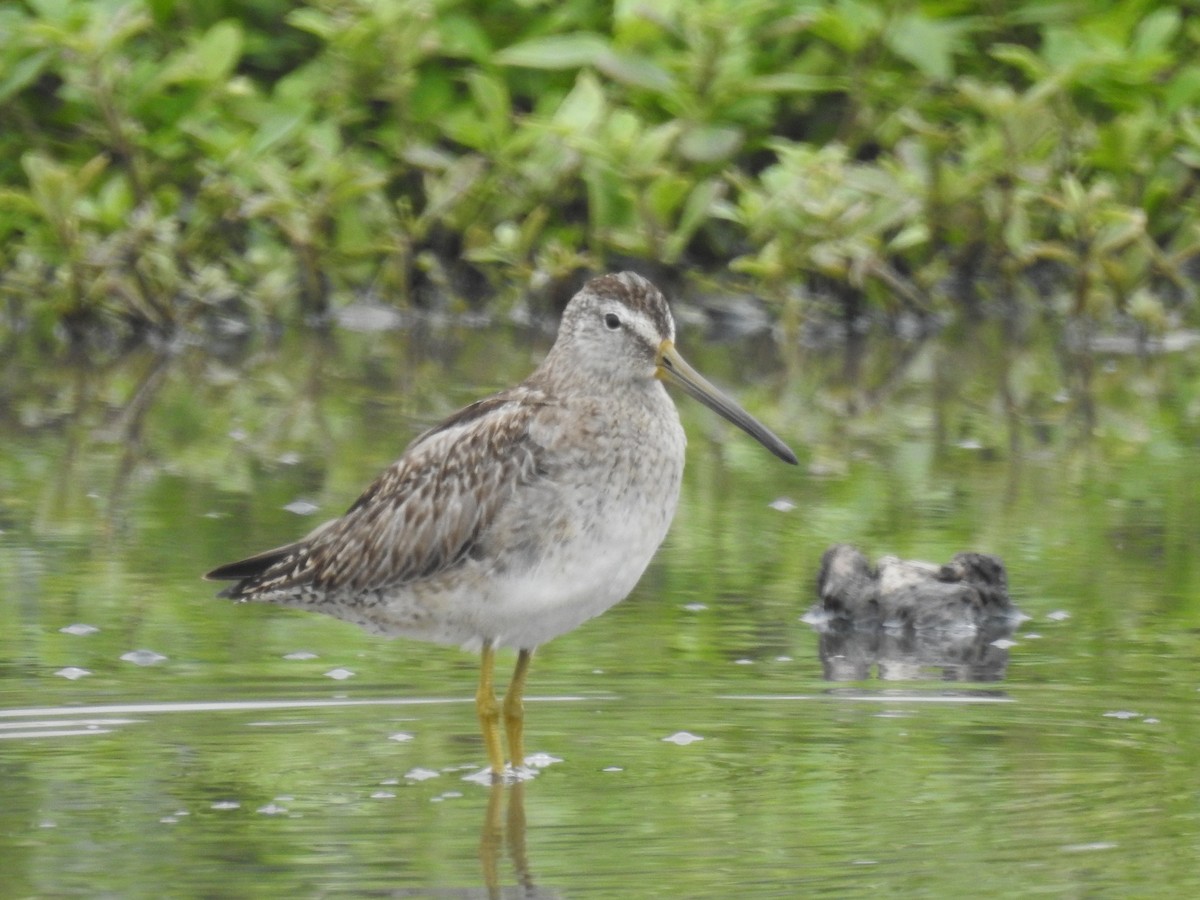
[206,272,796,777]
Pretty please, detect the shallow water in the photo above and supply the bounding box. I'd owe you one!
[2,312,1200,897]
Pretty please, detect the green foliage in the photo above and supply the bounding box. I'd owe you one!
[2,0,1199,340]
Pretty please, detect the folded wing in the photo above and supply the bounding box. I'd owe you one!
[206,388,548,599]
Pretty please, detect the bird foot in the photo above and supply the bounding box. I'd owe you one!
[463,762,536,786]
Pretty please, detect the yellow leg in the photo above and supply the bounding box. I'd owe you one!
[503,648,533,769]
[476,640,504,776]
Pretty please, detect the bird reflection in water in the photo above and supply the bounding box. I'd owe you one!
[478,781,561,900]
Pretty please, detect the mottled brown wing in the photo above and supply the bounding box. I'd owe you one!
[209,387,549,598]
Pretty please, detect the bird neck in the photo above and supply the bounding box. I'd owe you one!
[534,342,653,395]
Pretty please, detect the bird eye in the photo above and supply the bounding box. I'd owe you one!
[603,313,621,330]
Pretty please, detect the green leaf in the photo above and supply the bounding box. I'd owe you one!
[990,43,1049,80]
[811,1,882,53]
[553,71,606,132]
[437,14,492,61]
[193,21,243,80]
[0,49,53,104]
[285,9,335,40]
[583,160,624,233]
[678,124,743,163]
[1132,8,1179,59]
[885,13,961,81]
[888,222,928,253]
[410,70,455,122]
[249,112,307,157]
[594,50,674,93]
[22,152,107,226]
[605,109,642,149]
[1164,65,1200,114]
[23,152,70,212]
[1095,210,1146,254]
[467,71,511,146]
[665,178,724,262]
[158,20,243,85]
[440,107,490,149]
[646,175,689,222]
[494,33,608,69]
[1040,27,1093,71]
[0,187,40,217]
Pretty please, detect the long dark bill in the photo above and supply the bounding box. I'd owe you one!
[656,341,798,465]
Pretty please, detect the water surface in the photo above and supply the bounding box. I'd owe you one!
[2,312,1199,897]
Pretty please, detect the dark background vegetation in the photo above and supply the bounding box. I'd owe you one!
[2,0,1199,344]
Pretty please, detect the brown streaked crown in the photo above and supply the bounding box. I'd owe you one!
[578,272,674,342]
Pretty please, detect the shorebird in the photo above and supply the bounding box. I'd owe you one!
[206,272,796,777]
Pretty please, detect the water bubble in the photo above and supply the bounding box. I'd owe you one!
[284,499,320,516]
[370,791,396,800]
[388,732,414,742]
[800,608,834,626]
[257,803,289,815]
[211,801,241,811]
[1103,710,1139,720]
[323,667,355,680]
[60,623,99,636]
[55,667,91,680]
[404,767,441,782]
[769,497,797,512]
[121,649,167,666]
[283,650,318,660]
[1046,610,1071,621]
[990,638,1018,649]
[461,765,539,785]
[662,731,703,745]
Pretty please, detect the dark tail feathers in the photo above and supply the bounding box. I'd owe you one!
[204,541,304,597]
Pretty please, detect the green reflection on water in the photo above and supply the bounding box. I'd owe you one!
[2,316,1200,897]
